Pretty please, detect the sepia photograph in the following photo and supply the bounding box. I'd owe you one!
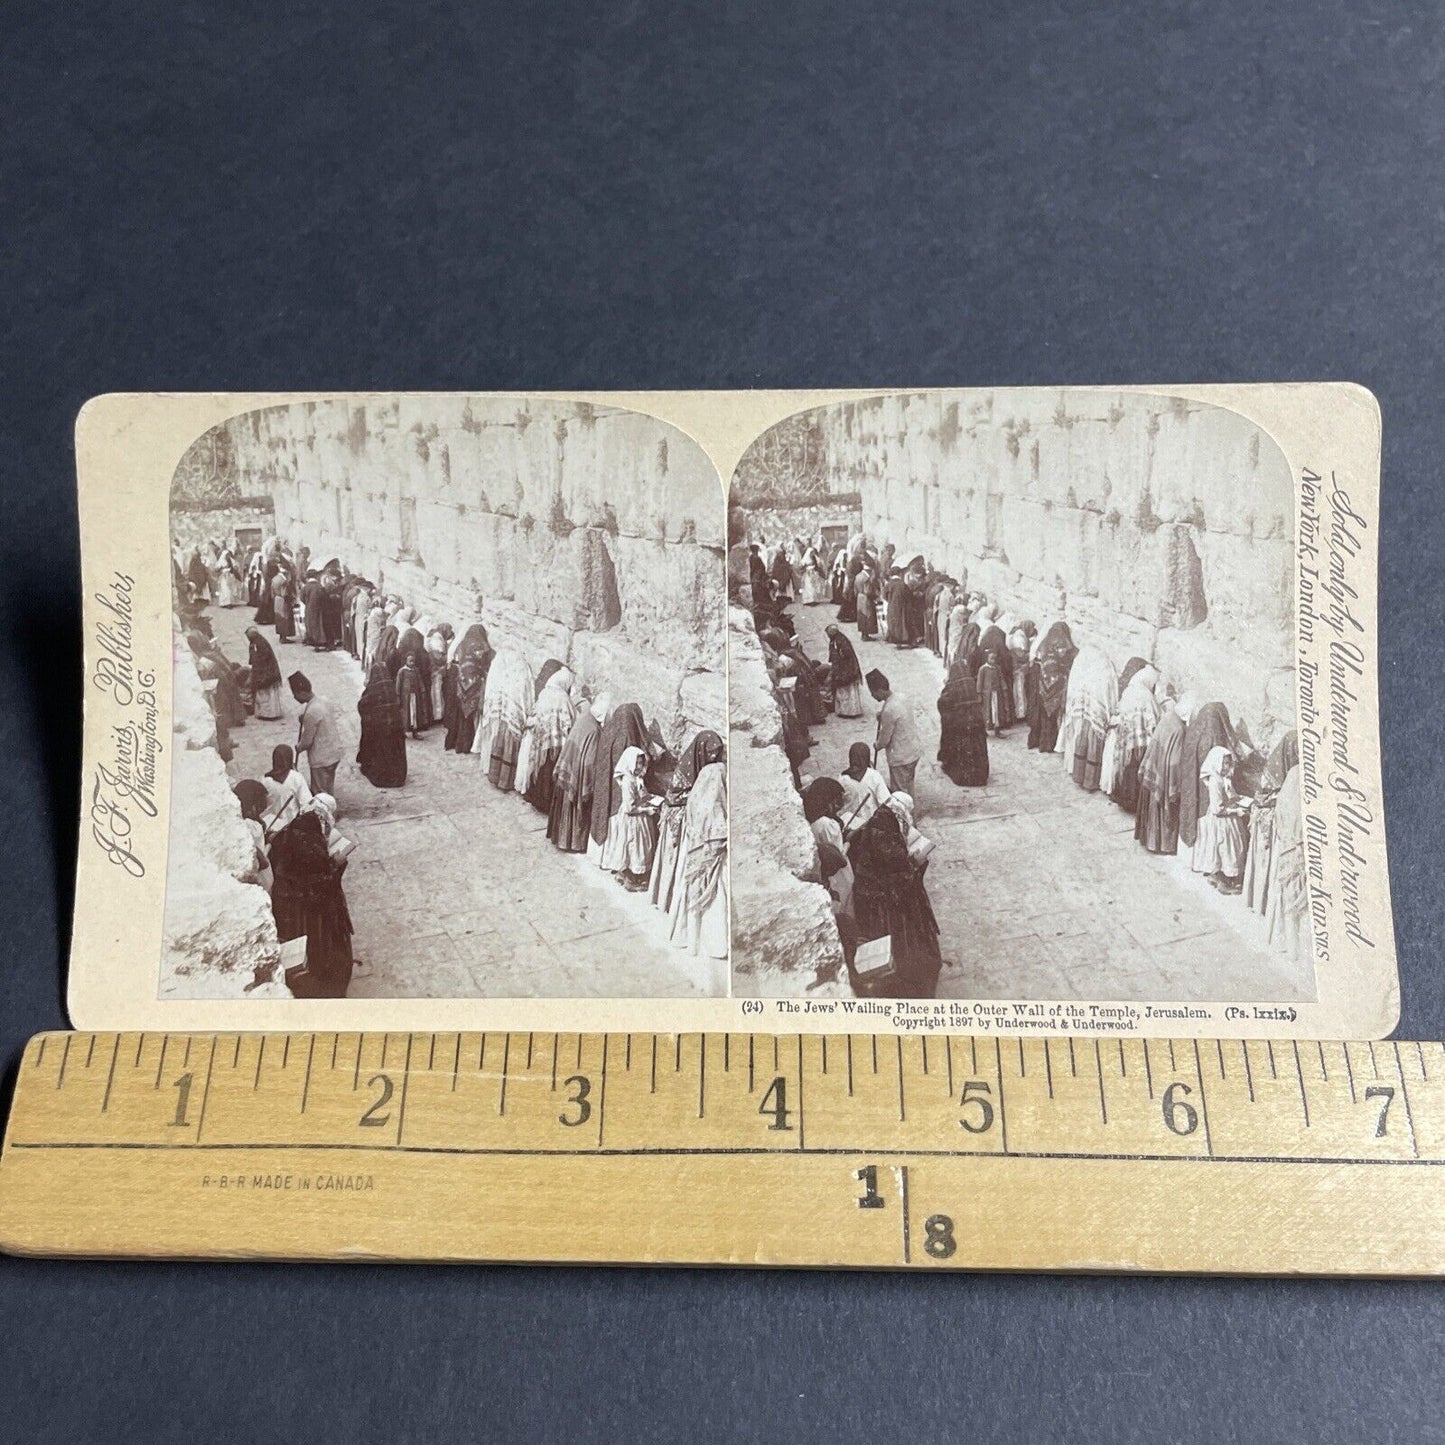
[163,396,727,1000]
[729,389,1311,1003]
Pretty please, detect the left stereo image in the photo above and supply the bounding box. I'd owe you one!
[162,397,728,1001]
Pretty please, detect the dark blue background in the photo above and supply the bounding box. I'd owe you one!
[3,3,1443,1440]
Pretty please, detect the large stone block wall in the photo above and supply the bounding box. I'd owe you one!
[170,503,275,555]
[741,502,863,552]
[728,606,844,992]
[161,634,280,997]
[206,397,726,749]
[807,390,1296,747]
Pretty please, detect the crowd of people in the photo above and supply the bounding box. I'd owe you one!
[174,535,728,998]
[739,531,1310,1000]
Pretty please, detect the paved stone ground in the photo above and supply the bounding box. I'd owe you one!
[204,604,715,998]
[789,601,1314,1004]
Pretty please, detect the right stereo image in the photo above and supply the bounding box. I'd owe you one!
[727,388,1310,1005]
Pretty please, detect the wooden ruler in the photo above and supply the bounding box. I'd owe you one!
[1,1030,1443,1273]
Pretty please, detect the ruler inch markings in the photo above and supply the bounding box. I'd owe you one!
[396,1036,414,1146]
[994,1038,1010,1155]
[1193,1039,1214,1157]
[1392,1042,1421,1159]
[797,1034,806,1151]
[21,1139,1445,1167]
[598,1034,610,1148]
[193,1036,218,1145]
[100,1036,120,1114]
[300,1035,316,1114]
[14,1030,1445,1272]
[899,1164,912,1264]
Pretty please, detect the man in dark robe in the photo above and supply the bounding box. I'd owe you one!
[748,546,769,604]
[185,547,210,603]
[271,811,354,998]
[340,581,361,656]
[768,547,793,601]
[254,555,279,626]
[848,806,942,999]
[356,663,407,787]
[836,555,859,624]
[884,573,910,645]
[937,654,990,786]
[320,576,345,649]
[303,575,327,648]
[903,573,928,646]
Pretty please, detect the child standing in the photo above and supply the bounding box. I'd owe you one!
[603,745,660,890]
[396,653,425,738]
[1192,746,1251,892]
[978,648,1005,737]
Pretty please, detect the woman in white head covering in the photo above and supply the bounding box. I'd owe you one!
[884,791,934,873]
[305,792,338,837]
[1101,664,1160,809]
[362,599,387,671]
[669,759,729,975]
[1059,644,1118,788]
[474,648,535,791]
[425,626,450,721]
[650,731,725,916]
[599,744,658,887]
[518,665,577,812]
[1007,627,1032,720]
[1191,746,1250,891]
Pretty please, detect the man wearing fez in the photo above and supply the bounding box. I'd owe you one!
[867,668,923,797]
[290,671,342,795]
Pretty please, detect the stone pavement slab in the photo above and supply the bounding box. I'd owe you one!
[205,603,713,998]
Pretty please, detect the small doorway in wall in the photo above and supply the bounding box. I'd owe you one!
[235,526,263,556]
[820,524,849,555]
